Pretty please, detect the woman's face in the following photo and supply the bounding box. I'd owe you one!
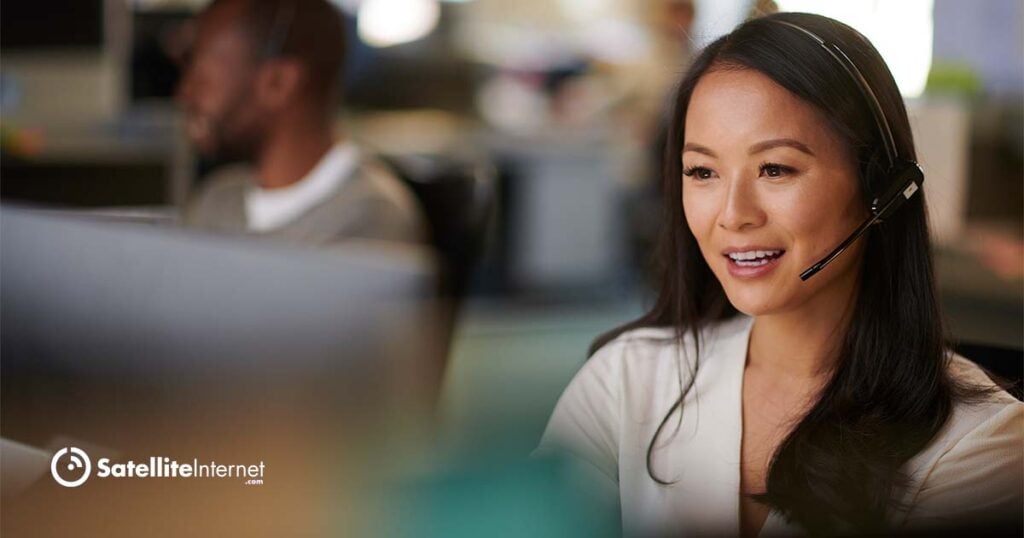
[682,68,868,317]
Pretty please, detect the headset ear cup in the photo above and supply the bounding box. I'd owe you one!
[872,160,924,221]
[860,150,890,207]
[893,159,925,187]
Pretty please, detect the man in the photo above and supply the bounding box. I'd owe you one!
[178,0,427,247]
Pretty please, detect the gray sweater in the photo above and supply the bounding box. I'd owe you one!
[183,155,428,248]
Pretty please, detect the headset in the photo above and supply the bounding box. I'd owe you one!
[262,0,296,60]
[773,20,925,281]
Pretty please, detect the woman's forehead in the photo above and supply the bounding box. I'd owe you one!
[684,68,841,153]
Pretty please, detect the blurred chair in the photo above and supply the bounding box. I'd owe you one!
[383,153,497,376]
[955,342,1023,401]
[384,153,496,304]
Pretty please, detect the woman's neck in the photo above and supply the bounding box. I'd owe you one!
[747,279,859,381]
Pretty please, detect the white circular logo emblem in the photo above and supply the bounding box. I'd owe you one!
[51,447,92,487]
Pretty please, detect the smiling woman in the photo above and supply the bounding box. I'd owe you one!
[537,12,1023,538]
[681,67,867,319]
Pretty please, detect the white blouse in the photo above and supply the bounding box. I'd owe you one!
[538,315,1023,536]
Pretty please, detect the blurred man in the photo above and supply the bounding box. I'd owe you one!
[178,0,427,246]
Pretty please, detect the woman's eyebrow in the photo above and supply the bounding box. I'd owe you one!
[682,142,717,157]
[748,138,815,156]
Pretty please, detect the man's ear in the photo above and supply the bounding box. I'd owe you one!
[255,59,305,109]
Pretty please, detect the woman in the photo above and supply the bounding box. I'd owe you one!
[538,12,1023,537]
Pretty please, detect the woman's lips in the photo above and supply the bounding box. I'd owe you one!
[723,250,786,279]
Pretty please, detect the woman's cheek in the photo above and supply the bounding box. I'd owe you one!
[771,188,856,260]
[682,197,714,243]
[682,182,719,224]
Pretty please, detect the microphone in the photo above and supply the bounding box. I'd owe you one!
[800,163,923,281]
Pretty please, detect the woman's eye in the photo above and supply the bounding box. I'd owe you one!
[683,166,715,180]
[759,163,795,178]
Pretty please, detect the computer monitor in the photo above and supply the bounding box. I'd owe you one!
[1,206,441,535]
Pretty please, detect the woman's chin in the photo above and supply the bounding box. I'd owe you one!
[722,289,785,317]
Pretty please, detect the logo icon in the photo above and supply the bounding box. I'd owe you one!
[51,447,91,487]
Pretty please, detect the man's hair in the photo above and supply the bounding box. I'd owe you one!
[211,0,347,104]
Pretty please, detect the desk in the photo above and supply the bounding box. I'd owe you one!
[1,107,193,207]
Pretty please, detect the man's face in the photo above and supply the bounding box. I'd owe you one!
[177,6,267,162]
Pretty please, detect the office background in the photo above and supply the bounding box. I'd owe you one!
[1,0,1021,535]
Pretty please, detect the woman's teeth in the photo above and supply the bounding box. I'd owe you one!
[727,250,784,266]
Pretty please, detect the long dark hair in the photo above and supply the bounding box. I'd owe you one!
[592,12,986,535]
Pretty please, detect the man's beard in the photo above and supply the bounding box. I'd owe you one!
[208,120,264,165]
[190,90,266,165]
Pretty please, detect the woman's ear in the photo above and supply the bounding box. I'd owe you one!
[860,150,889,207]
[255,59,305,110]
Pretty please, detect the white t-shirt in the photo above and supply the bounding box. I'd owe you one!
[538,315,1023,536]
[245,142,359,232]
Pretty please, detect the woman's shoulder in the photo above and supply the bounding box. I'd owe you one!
[909,356,1019,464]
[949,352,1022,428]
[945,353,1022,423]
[591,315,752,370]
[564,315,754,424]
[915,353,1022,453]
[900,354,1023,528]
[538,315,752,474]
[948,354,1020,400]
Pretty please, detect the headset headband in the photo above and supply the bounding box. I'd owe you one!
[774,19,925,281]
[263,1,296,60]
[773,20,899,169]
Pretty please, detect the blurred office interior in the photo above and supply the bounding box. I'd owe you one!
[1,0,1021,535]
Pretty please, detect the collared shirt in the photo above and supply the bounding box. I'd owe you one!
[245,142,359,232]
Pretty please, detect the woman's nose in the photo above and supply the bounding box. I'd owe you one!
[717,177,767,231]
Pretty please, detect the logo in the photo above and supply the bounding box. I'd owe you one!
[49,447,264,487]
[51,447,92,487]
